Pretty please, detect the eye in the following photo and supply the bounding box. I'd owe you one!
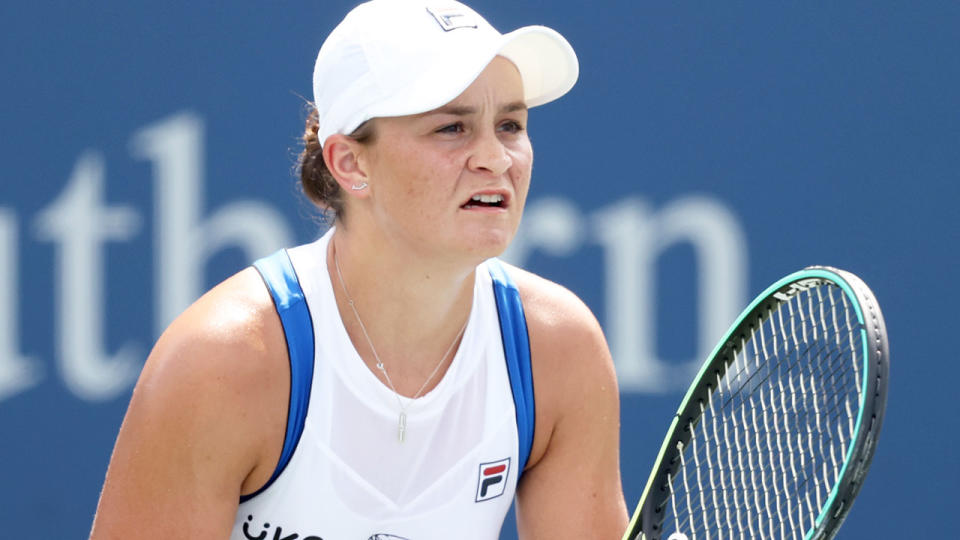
[498,120,524,134]
[436,122,465,134]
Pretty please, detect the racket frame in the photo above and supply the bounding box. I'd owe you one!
[623,266,889,540]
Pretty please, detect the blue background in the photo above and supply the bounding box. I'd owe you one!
[2,1,957,537]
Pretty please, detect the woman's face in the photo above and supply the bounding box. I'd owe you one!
[356,56,533,264]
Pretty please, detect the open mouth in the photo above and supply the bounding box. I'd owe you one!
[461,193,506,210]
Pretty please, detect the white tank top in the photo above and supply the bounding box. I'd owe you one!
[231,229,534,540]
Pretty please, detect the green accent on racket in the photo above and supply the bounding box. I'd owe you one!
[623,266,889,540]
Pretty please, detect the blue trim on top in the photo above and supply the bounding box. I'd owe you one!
[241,249,315,503]
[487,259,535,481]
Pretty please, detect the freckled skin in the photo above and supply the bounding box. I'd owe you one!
[352,56,533,266]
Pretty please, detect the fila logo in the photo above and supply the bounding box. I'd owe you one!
[426,6,479,32]
[475,458,510,502]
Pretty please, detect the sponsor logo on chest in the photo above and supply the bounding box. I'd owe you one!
[475,457,511,502]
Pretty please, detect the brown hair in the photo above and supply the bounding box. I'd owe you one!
[298,106,375,221]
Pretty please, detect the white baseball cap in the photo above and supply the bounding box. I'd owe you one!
[312,0,579,146]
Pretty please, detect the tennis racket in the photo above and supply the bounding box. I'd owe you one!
[623,266,889,540]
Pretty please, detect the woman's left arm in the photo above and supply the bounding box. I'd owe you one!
[511,268,629,539]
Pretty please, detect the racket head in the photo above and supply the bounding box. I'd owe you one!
[623,266,889,540]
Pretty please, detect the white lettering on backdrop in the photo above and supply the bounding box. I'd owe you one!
[504,197,747,392]
[0,112,746,401]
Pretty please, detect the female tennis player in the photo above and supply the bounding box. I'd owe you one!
[89,1,628,538]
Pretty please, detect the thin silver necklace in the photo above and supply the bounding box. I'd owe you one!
[333,245,467,443]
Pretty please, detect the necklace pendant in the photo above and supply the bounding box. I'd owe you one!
[398,411,407,443]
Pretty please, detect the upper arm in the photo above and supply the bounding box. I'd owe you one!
[510,267,629,539]
[89,268,288,540]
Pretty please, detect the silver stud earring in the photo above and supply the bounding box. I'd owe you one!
[351,182,369,191]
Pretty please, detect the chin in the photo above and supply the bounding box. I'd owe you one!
[465,229,514,261]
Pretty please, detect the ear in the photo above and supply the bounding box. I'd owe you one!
[322,134,371,197]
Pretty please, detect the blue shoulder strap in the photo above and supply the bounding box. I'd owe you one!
[487,259,535,480]
[241,249,315,502]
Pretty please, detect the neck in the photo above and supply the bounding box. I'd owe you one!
[327,226,476,394]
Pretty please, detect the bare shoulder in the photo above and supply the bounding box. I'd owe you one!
[505,262,612,373]
[134,266,289,483]
[90,267,288,538]
[146,266,285,393]
[502,263,620,461]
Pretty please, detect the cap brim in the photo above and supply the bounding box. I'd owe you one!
[499,25,580,108]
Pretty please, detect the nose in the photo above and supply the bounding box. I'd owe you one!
[467,128,512,177]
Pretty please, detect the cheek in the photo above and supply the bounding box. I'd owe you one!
[510,146,534,189]
[406,151,456,197]
[376,146,426,193]
[381,147,457,209]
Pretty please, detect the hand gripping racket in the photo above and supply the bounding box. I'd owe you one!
[623,266,889,540]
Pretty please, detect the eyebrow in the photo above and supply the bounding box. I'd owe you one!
[431,101,528,116]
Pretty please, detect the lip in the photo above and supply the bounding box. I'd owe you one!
[460,188,512,211]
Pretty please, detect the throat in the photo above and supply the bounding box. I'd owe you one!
[330,236,475,396]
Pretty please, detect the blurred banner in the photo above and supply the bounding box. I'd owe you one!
[1,1,957,537]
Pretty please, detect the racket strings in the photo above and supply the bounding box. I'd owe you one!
[667,294,859,538]
[655,283,864,540]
